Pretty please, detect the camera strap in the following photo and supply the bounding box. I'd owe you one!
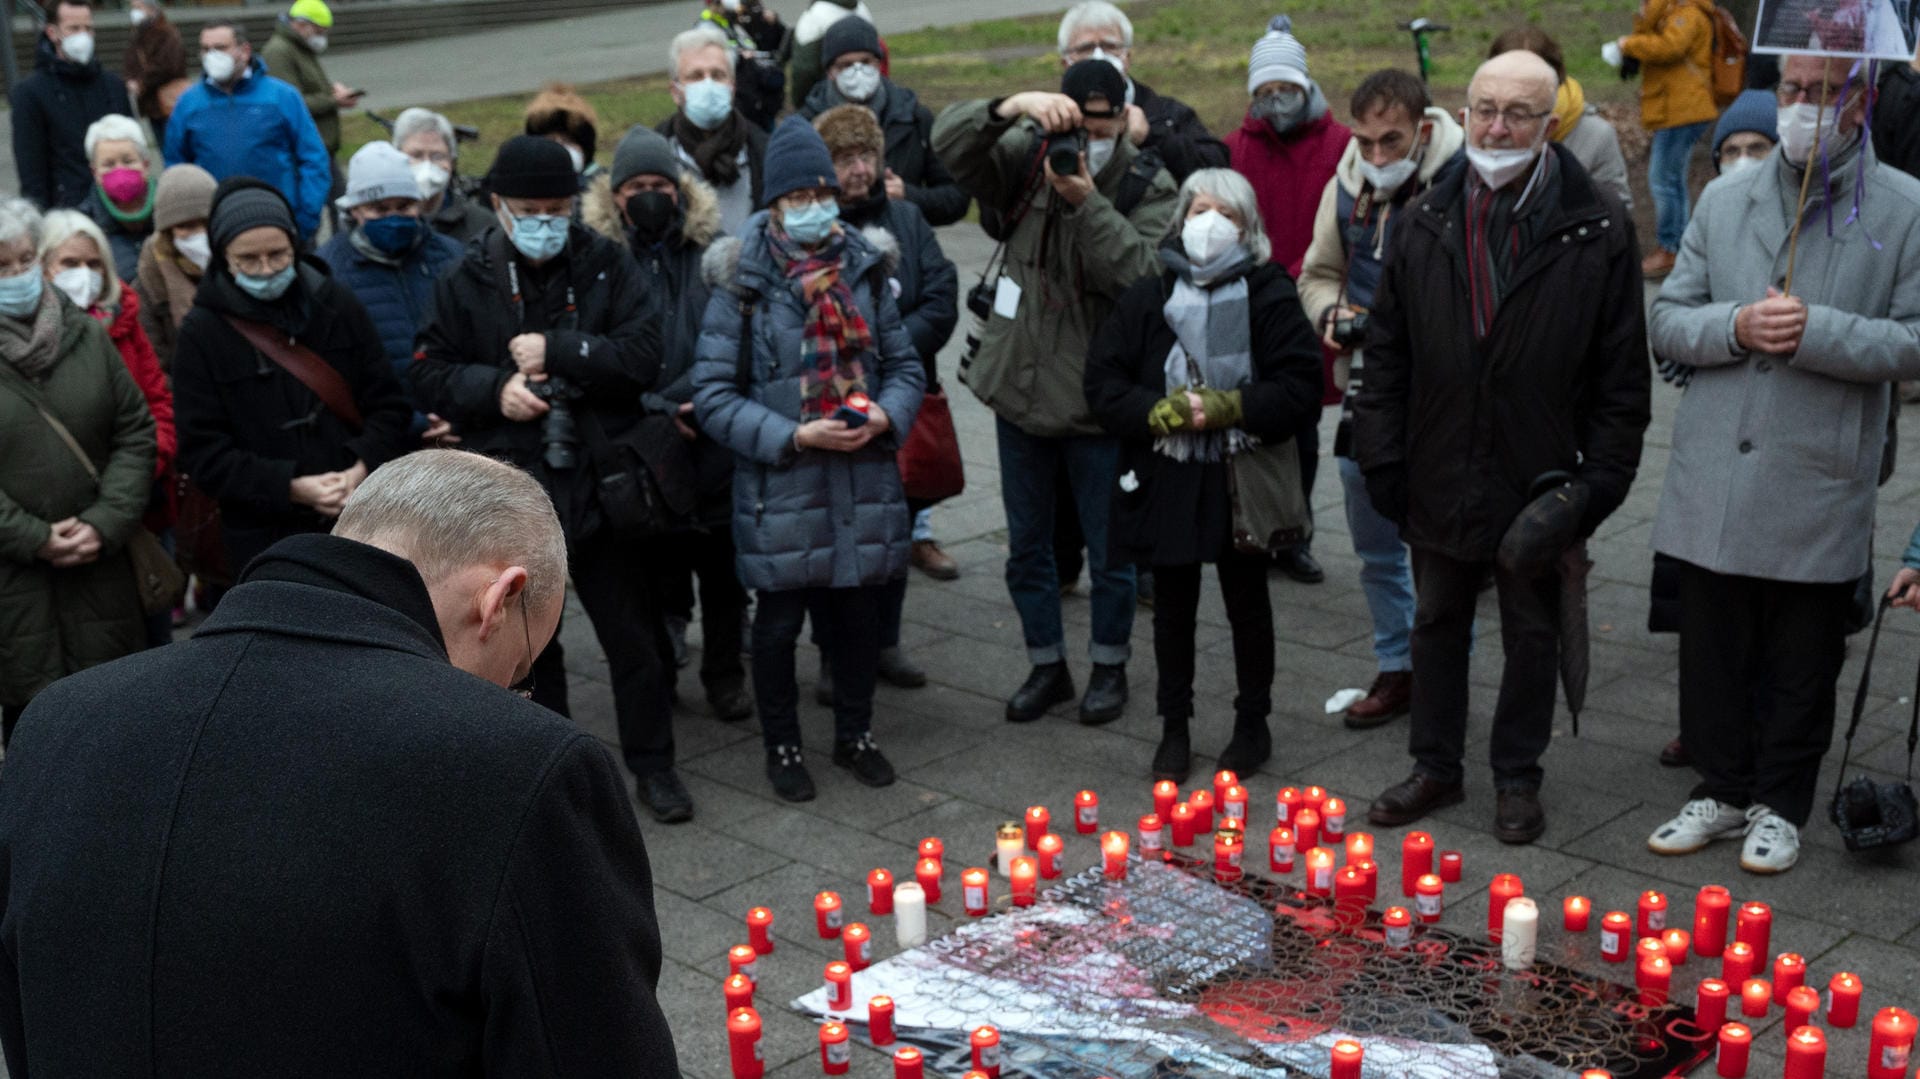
[1835,594,1920,785]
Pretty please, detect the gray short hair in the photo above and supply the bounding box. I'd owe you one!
[38,209,122,309]
[1057,1,1133,53]
[83,114,149,164]
[335,450,569,614]
[670,24,735,81]
[392,108,457,161]
[1167,168,1272,265]
[0,198,44,251]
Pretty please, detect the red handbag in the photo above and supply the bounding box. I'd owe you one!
[897,389,964,504]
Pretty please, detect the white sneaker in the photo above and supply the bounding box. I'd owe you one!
[1741,808,1800,874]
[1647,798,1752,854]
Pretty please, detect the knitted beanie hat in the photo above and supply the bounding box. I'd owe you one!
[1713,89,1779,159]
[337,141,421,209]
[760,115,839,207]
[153,163,218,232]
[1248,15,1310,95]
[821,16,882,67]
[488,135,579,200]
[209,178,297,253]
[611,125,681,191]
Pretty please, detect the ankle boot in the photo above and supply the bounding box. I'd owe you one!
[1216,717,1272,776]
[1152,716,1192,782]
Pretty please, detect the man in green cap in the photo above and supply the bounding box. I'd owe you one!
[262,0,360,209]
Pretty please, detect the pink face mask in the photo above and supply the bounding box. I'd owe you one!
[100,167,149,208]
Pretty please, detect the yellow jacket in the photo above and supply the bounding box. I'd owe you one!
[1621,0,1720,130]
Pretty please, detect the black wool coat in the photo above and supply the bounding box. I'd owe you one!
[1085,262,1324,566]
[0,534,680,1078]
[9,37,132,209]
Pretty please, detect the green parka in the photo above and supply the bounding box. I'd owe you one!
[0,297,158,708]
[261,27,340,154]
[932,98,1177,438]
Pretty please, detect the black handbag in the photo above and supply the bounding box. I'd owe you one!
[1829,595,1920,852]
[578,408,698,539]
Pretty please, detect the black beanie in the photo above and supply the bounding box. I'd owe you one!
[1061,58,1127,118]
[488,135,580,200]
[820,16,881,67]
[208,177,297,255]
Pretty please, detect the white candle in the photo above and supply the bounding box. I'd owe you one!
[1501,896,1539,971]
[893,881,927,948]
[996,823,1024,877]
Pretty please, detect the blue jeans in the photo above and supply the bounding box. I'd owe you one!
[1649,120,1709,252]
[996,417,1135,666]
[1337,456,1414,672]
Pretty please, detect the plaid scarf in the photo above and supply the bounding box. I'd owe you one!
[767,225,872,421]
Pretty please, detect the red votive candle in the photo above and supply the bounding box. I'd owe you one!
[1488,874,1524,940]
[1868,1006,1915,1078]
[1102,830,1129,879]
[1304,784,1328,812]
[1321,796,1347,840]
[1773,952,1805,998]
[1212,769,1238,808]
[1010,856,1037,906]
[1353,857,1378,898]
[728,943,759,982]
[970,1025,1002,1076]
[728,1007,764,1079]
[1139,813,1165,861]
[1697,977,1730,1032]
[1637,954,1672,1007]
[1170,802,1197,846]
[1663,928,1690,965]
[1374,905,1410,948]
[1215,830,1244,873]
[1073,790,1098,834]
[1154,780,1179,821]
[1400,831,1433,897]
[869,994,895,1045]
[843,922,872,971]
[868,869,895,915]
[1783,1024,1826,1079]
[815,891,844,939]
[1637,937,1668,968]
[1330,1038,1363,1079]
[1783,985,1820,1033]
[1035,833,1063,879]
[892,1045,924,1079]
[1826,971,1862,1027]
[914,857,942,904]
[1636,890,1668,939]
[1415,873,1444,923]
[1438,849,1463,882]
[1564,896,1591,932]
[724,973,754,1012]
[1721,941,1757,986]
[1293,806,1321,852]
[1270,826,1295,872]
[961,867,989,917]
[746,907,774,955]
[1189,789,1215,833]
[1334,865,1368,903]
[1600,911,1631,962]
[1277,786,1302,825]
[918,837,944,868]
[1740,978,1770,1018]
[1223,784,1249,826]
[1024,806,1049,850]
[1717,1021,1752,1077]
[1694,884,1731,957]
[1734,901,1771,965]
[824,960,853,1011]
[820,1020,851,1075]
[1304,846,1334,896]
[1345,831,1374,863]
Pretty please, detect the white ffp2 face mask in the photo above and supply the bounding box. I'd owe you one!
[175,231,212,270]
[1360,156,1420,196]
[834,62,882,103]
[203,49,238,83]
[61,30,95,66]
[1777,103,1851,165]
[1466,136,1542,191]
[1181,210,1240,264]
[51,267,102,309]
[1086,137,1117,176]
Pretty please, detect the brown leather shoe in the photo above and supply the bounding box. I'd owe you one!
[1658,738,1691,768]
[1367,773,1465,827]
[1494,787,1546,845]
[911,539,960,581]
[1641,248,1677,279]
[1344,671,1412,729]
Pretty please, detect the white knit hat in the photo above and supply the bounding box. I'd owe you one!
[337,141,421,209]
[1248,15,1310,95]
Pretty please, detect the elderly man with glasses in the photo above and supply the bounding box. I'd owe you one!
[1645,54,1920,876]
[1352,50,1650,845]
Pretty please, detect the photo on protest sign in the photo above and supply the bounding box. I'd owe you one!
[1751,0,1917,60]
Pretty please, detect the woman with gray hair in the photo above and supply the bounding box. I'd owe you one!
[391,107,492,243]
[0,196,158,741]
[78,114,157,283]
[1085,167,1322,782]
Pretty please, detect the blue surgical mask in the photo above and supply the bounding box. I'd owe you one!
[501,210,569,263]
[0,265,42,318]
[683,78,734,131]
[360,214,423,256]
[781,199,839,245]
[234,264,296,302]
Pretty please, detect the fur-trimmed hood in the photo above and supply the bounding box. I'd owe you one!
[701,223,899,292]
[580,167,724,250]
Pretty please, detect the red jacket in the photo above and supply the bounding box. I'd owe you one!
[98,286,177,527]
[1227,108,1351,405]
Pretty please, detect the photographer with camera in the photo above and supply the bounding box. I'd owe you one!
[408,137,686,822]
[1297,70,1463,732]
[933,60,1177,728]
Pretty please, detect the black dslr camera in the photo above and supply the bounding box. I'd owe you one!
[1047,132,1083,177]
[1831,776,1920,852]
[1330,312,1372,349]
[526,376,584,471]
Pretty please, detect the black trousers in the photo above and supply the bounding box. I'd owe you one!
[525,527,676,777]
[1408,546,1560,789]
[1678,562,1851,826]
[647,529,748,688]
[757,584,885,750]
[1152,553,1274,726]
[1291,419,1318,553]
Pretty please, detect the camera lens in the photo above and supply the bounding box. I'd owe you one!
[1047,133,1082,177]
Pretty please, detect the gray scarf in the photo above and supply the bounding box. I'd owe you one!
[0,286,65,380]
[1156,244,1256,463]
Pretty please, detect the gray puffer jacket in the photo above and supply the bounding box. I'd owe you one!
[692,213,925,593]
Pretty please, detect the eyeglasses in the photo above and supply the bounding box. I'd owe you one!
[1776,81,1850,106]
[407,150,453,168]
[228,248,294,276]
[507,592,536,700]
[1063,38,1126,59]
[1468,104,1551,129]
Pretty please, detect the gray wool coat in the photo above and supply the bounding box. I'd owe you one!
[1650,142,1920,583]
[692,213,925,593]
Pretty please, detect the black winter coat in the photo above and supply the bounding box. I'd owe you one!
[9,37,132,209]
[1351,147,1651,562]
[1086,262,1324,566]
[1875,65,1920,180]
[0,534,680,1078]
[839,188,959,383]
[172,260,412,572]
[1133,80,1231,183]
[800,78,972,226]
[409,225,661,541]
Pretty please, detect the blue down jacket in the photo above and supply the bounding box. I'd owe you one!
[692,213,925,593]
[317,226,464,432]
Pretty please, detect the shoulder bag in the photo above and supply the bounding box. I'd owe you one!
[1180,313,1312,556]
[1829,595,1920,851]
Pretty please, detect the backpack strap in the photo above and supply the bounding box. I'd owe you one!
[1114,147,1165,218]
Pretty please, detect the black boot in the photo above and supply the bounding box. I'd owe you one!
[1006,662,1074,722]
[1152,716,1192,782]
[1079,664,1128,725]
[1216,717,1272,775]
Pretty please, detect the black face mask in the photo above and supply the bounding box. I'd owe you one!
[623,190,678,247]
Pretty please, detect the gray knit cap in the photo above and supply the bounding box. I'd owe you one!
[153,164,218,232]
[611,126,681,191]
[1248,15,1310,95]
